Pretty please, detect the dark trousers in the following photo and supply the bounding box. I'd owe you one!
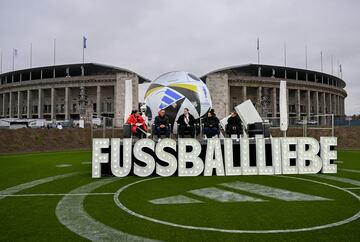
[203,127,219,138]
[178,124,195,138]
[155,126,170,138]
[135,127,146,139]
[226,125,241,138]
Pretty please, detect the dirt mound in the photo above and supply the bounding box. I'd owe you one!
[0,126,358,154]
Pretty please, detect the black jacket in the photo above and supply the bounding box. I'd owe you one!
[177,113,195,126]
[203,115,219,128]
[227,115,242,128]
[154,115,169,127]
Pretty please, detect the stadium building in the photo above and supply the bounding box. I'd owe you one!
[0,63,346,124]
[202,64,346,123]
[0,63,147,124]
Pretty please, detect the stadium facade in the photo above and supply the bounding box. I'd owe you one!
[201,64,347,122]
[0,63,147,124]
[0,63,346,124]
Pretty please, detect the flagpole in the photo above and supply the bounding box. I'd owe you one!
[30,43,32,68]
[0,50,2,74]
[257,38,260,64]
[284,42,287,67]
[53,38,56,66]
[82,45,85,64]
[320,51,323,72]
[340,64,343,79]
[305,45,308,70]
[12,48,15,71]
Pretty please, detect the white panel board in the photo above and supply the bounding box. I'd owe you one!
[234,100,262,127]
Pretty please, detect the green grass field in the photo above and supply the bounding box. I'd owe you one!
[0,150,359,241]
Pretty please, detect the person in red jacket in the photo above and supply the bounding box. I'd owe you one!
[126,110,148,138]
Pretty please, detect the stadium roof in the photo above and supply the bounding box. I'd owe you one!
[201,64,346,88]
[0,63,150,84]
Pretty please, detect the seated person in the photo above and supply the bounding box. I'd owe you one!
[126,110,148,138]
[226,111,242,138]
[177,108,195,138]
[203,109,220,138]
[154,109,170,138]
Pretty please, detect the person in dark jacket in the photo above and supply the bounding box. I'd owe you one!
[154,109,170,138]
[203,109,220,138]
[226,111,242,138]
[177,108,195,138]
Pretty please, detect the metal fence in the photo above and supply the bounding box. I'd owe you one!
[90,116,124,139]
[264,114,335,137]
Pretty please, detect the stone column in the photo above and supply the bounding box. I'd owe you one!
[322,93,326,114]
[9,92,13,118]
[315,91,319,123]
[38,89,43,118]
[296,89,301,120]
[272,87,277,117]
[242,86,247,102]
[3,93,6,118]
[338,96,341,115]
[322,92,326,124]
[307,90,311,118]
[256,87,262,114]
[329,93,332,114]
[65,87,69,120]
[205,73,229,119]
[27,90,31,118]
[51,88,55,120]
[0,93,4,116]
[96,85,101,117]
[17,91,21,118]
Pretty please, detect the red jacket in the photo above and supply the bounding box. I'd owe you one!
[127,114,147,134]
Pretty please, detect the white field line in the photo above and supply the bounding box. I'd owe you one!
[0,172,81,200]
[114,176,360,234]
[0,192,114,197]
[311,174,360,187]
[149,195,203,204]
[339,168,360,174]
[56,164,72,168]
[345,187,360,190]
[81,161,92,165]
[335,161,344,164]
[56,178,158,242]
[188,187,265,202]
[220,182,330,201]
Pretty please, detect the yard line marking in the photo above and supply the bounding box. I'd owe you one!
[149,195,203,204]
[188,187,265,202]
[0,172,81,200]
[345,187,360,190]
[114,176,360,234]
[56,178,158,242]
[0,192,114,197]
[81,161,92,165]
[220,182,330,201]
[335,160,344,164]
[339,168,360,174]
[311,174,360,187]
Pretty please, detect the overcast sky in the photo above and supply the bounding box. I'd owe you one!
[0,0,359,114]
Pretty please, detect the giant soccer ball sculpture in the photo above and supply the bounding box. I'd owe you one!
[145,71,212,132]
